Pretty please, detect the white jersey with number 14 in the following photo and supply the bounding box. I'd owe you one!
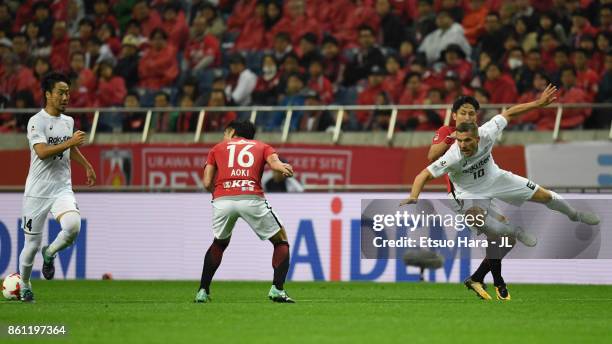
[24,109,74,198]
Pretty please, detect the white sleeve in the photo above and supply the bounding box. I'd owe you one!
[426,146,460,178]
[27,116,47,148]
[478,115,507,141]
[231,70,257,105]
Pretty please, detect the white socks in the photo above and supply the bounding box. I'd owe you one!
[19,234,42,285]
[47,212,81,257]
[545,191,578,221]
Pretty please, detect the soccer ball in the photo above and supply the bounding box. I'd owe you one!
[2,273,22,300]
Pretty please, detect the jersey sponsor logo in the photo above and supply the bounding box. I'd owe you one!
[223,179,256,190]
[47,136,71,145]
[461,154,490,174]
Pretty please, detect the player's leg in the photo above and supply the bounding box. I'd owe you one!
[43,194,82,280]
[239,198,294,303]
[195,199,238,303]
[197,237,231,302]
[19,197,51,302]
[530,187,600,225]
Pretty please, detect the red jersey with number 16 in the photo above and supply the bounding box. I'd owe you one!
[206,138,276,199]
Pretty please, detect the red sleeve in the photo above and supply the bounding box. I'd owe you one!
[263,143,276,160]
[432,126,452,144]
[206,147,217,166]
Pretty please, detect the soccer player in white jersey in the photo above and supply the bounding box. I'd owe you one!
[19,72,96,302]
[401,84,600,299]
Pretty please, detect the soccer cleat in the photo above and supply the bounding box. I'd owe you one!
[194,288,210,303]
[41,245,55,280]
[463,278,492,300]
[268,285,295,303]
[19,282,35,303]
[516,228,537,247]
[495,286,511,301]
[576,212,600,226]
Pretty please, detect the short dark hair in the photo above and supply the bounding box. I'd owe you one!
[41,72,70,102]
[456,122,478,137]
[452,95,480,113]
[357,24,375,35]
[226,120,256,140]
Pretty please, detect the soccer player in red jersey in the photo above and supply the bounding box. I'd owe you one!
[195,120,295,303]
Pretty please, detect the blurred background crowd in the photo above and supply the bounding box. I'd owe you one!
[0,0,610,133]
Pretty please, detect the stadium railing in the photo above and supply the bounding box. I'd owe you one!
[2,103,611,144]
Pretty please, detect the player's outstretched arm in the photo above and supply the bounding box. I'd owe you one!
[33,130,86,160]
[266,153,294,177]
[70,147,96,186]
[501,84,557,122]
[202,164,217,193]
[399,168,434,206]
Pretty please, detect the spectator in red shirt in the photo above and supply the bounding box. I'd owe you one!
[0,53,38,106]
[382,54,406,102]
[398,71,429,127]
[600,5,612,32]
[183,14,221,76]
[233,1,266,51]
[307,57,334,104]
[50,20,70,73]
[356,65,387,127]
[32,57,52,101]
[68,51,95,108]
[297,32,319,69]
[93,0,120,31]
[132,0,162,37]
[406,87,445,131]
[375,0,406,50]
[138,28,179,92]
[569,9,598,48]
[439,43,472,85]
[161,3,189,51]
[536,66,591,130]
[539,30,560,73]
[573,48,600,99]
[515,71,553,128]
[273,0,320,45]
[462,0,488,45]
[483,63,519,104]
[593,32,610,76]
[94,60,127,107]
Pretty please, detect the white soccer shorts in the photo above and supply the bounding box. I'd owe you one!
[211,196,283,240]
[452,170,539,212]
[21,192,80,235]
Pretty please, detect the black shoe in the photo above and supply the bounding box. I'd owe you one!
[495,285,511,301]
[41,245,55,280]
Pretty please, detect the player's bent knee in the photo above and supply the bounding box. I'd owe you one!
[212,238,230,250]
[59,211,81,238]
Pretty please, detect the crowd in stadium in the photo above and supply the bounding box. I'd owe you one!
[0,0,610,133]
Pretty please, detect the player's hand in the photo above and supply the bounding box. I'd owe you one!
[399,197,418,206]
[280,163,294,177]
[536,84,557,107]
[86,167,96,187]
[70,131,86,147]
[448,131,457,139]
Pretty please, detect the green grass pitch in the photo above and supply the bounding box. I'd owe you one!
[2,281,612,344]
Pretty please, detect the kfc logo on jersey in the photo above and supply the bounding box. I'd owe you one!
[223,179,256,189]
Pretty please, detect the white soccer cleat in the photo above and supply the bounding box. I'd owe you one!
[576,212,600,226]
[516,228,537,247]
